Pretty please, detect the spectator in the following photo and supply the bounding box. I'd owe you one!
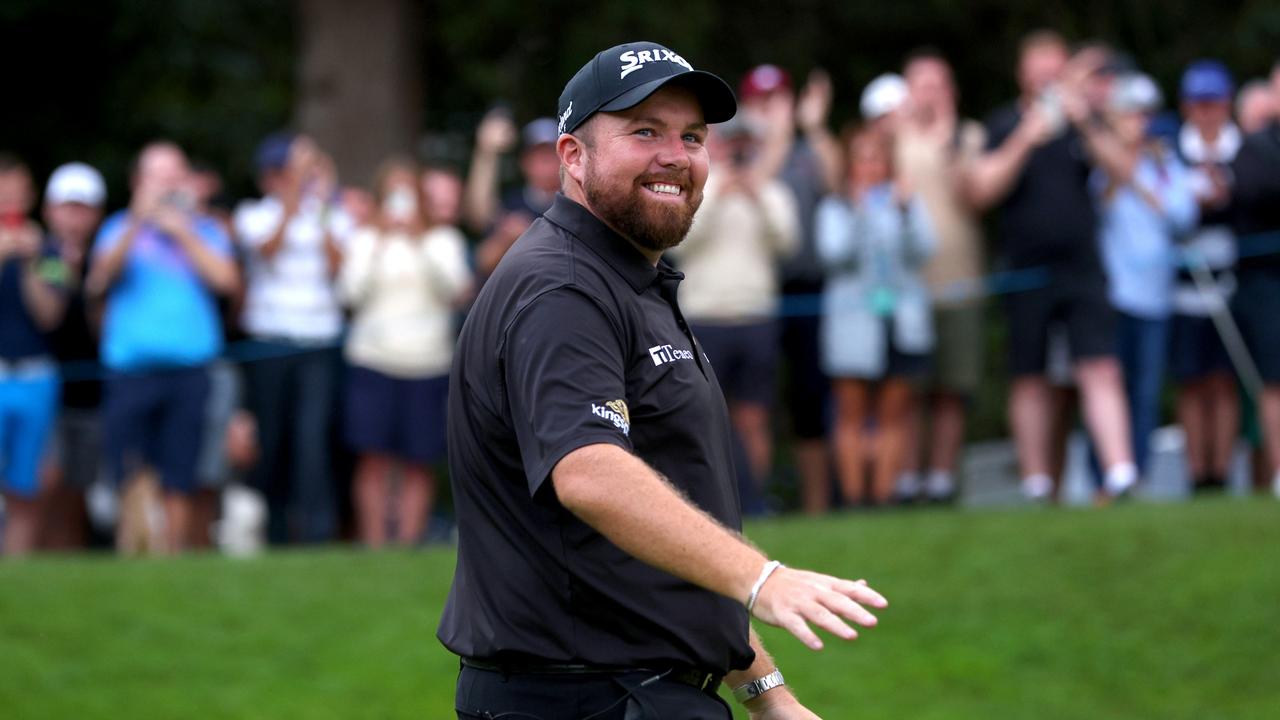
[737,65,842,514]
[340,185,376,230]
[0,154,69,556]
[188,160,234,237]
[421,164,465,229]
[1094,73,1198,481]
[41,162,107,549]
[85,141,238,553]
[1230,60,1280,498]
[1236,79,1276,135]
[339,158,472,547]
[966,31,1138,502]
[463,113,560,277]
[860,73,909,135]
[234,133,349,543]
[893,49,988,503]
[669,116,800,514]
[817,125,935,507]
[1171,60,1241,493]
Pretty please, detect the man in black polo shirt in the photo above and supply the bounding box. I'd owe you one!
[439,42,888,719]
[966,31,1138,503]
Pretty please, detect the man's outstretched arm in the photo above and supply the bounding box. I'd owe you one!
[551,443,888,652]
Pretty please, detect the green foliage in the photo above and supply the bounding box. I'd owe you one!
[3,0,295,204]
[2,499,1277,718]
[9,1,1280,201]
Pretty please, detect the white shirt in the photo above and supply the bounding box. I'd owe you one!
[233,195,353,342]
[339,225,472,378]
[670,173,800,323]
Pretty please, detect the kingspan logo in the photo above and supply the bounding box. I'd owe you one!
[592,398,631,436]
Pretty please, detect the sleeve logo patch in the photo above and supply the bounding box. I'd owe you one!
[592,399,631,436]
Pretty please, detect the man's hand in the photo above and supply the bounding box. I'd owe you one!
[151,204,191,239]
[719,167,761,203]
[1014,105,1055,148]
[476,109,518,156]
[750,568,887,651]
[795,69,833,134]
[0,221,41,260]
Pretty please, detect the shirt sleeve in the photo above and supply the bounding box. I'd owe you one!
[196,217,234,257]
[422,226,473,304]
[233,199,280,250]
[501,287,633,496]
[337,228,378,306]
[815,196,857,271]
[90,213,127,260]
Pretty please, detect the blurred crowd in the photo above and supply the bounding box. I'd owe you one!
[3,30,1280,556]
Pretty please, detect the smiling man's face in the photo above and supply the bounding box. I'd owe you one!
[576,84,710,254]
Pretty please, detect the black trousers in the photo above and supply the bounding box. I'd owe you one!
[454,666,732,720]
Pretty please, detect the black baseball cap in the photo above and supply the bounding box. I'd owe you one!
[556,42,737,136]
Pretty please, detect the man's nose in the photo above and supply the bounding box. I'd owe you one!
[654,135,691,171]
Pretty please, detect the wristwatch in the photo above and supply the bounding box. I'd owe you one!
[732,668,786,703]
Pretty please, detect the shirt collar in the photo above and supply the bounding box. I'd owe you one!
[543,193,679,293]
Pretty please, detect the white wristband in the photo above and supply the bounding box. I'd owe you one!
[746,560,784,613]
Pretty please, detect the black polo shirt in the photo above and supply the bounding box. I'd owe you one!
[985,103,1101,272]
[437,193,754,675]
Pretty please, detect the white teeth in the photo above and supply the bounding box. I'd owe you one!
[645,183,681,196]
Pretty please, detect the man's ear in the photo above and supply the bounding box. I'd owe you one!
[557,132,587,186]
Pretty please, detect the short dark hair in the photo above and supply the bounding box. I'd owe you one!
[1019,29,1068,59]
[0,151,29,176]
[128,139,183,183]
[903,46,948,72]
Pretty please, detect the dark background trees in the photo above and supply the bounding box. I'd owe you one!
[5,0,1278,197]
[4,0,1277,440]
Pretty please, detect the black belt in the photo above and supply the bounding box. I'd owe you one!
[460,657,723,693]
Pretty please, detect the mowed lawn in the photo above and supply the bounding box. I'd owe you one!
[2,499,1278,719]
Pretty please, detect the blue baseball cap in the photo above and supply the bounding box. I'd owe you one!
[1180,60,1234,102]
[254,131,295,173]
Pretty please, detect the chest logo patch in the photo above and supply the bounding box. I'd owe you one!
[592,399,631,436]
[649,343,695,367]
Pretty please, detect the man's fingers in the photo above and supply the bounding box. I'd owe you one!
[832,578,889,608]
[803,603,859,641]
[781,613,824,651]
[819,590,878,628]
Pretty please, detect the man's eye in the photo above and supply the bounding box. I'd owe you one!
[634,128,655,137]
[683,134,704,144]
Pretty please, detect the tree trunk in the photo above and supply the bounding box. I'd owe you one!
[295,0,422,189]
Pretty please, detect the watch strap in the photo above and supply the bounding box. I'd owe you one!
[732,668,785,703]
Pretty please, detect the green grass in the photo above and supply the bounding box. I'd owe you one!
[3,499,1278,719]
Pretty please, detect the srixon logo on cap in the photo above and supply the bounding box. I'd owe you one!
[619,47,693,79]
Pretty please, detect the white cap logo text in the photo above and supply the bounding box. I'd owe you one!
[619,48,693,80]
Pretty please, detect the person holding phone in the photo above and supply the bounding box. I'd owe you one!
[339,157,472,547]
[86,141,238,553]
[667,115,800,516]
[966,31,1139,503]
[233,133,350,543]
[0,154,70,556]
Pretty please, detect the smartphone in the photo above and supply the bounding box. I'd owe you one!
[162,190,195,213]
[1037,86,1067,138]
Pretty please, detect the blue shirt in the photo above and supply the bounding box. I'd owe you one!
[92,211,232,371]
[0,240,66,361]
[1094,149,1199,319]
